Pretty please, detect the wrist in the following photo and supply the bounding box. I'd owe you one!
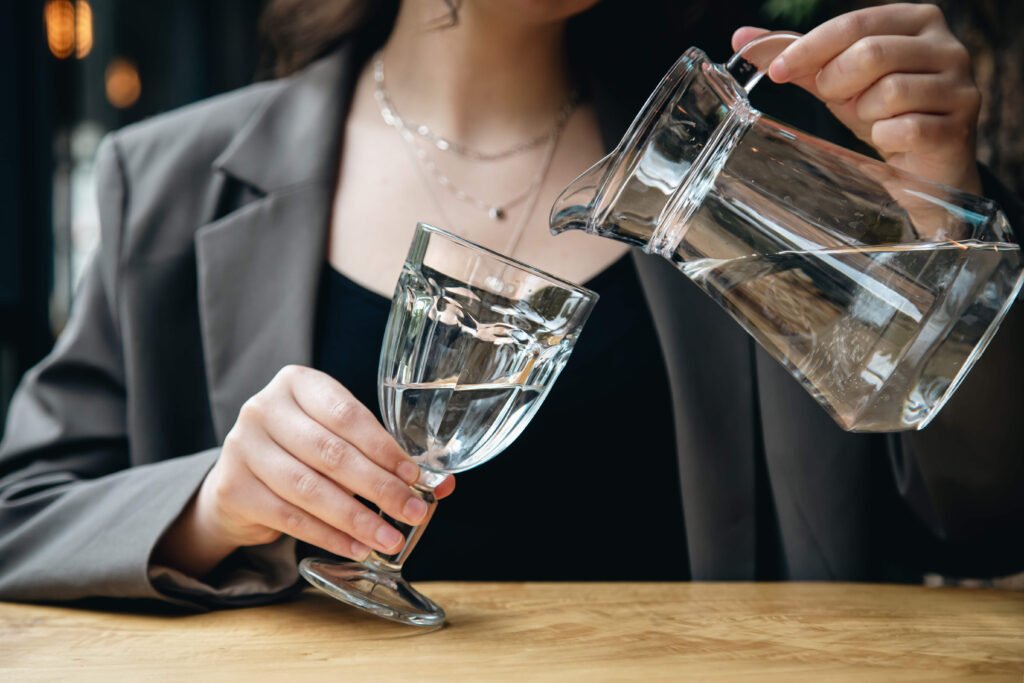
[152,477,241,579]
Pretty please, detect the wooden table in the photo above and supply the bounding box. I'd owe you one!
[2,583,1022,681]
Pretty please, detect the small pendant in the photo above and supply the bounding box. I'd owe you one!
[489,206,506,221]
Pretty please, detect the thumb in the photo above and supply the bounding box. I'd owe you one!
[731,26,771,52]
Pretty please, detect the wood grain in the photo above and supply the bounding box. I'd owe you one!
[1,583,1022,682]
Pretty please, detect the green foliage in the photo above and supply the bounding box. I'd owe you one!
[761,0,824,26]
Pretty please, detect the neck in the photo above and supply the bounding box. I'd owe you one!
[381,0,572,148]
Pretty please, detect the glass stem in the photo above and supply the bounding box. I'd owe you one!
[363,477,439,573]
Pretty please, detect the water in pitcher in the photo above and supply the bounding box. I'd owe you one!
[670,225,1021,431]
[380,264,580,472]
[552,105,1024,430]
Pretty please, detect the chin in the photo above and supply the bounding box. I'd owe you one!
[471,0,600,25]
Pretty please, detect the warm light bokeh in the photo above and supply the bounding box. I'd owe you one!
[44,0,93,60]
[44,0,75,59]
[105,59,142,109]
[75,1,93,59]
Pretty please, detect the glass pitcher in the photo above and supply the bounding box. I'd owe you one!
[550,32,1023,432]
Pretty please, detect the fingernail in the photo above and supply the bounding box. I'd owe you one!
[375,524,404,550]
[403,496,429,523]
[770,56,789,82]
[398,461,420,485]
[350,541,371,560]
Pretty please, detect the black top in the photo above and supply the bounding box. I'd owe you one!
[313,255,689,580]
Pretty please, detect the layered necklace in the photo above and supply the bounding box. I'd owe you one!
[373,51,577,255]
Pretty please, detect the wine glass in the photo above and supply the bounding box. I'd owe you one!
[299,223,599,627]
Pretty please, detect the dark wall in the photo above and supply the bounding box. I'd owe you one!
[105,0,265,127]
[1,1,56,425]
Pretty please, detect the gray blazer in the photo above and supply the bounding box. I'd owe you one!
[2,43,1022,609]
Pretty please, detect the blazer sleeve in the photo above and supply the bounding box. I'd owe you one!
[890,165,1024,576]
[0,135,300,610]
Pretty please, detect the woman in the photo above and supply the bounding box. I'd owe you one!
[1,0,1021,609]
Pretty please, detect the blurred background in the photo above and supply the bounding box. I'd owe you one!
[1,0,1021,431]
[2,0,264,426]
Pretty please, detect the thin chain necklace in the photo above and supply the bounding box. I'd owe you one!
[394,111,564,257]
[373,53,578,162]
[374,51,575,222]
[378,61,568,256]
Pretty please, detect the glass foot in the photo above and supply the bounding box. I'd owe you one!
[299,557,446,628]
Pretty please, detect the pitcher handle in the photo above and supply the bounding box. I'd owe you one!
[726,30,802,93]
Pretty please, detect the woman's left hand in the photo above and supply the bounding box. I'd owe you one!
[733,3,982,194]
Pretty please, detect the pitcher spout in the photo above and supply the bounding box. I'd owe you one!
[549,156,609,237]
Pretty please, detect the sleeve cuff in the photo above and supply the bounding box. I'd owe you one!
[149,535,301,607]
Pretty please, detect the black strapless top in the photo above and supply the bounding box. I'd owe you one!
[312,255,688,580]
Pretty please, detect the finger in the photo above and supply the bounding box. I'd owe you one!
[244,436,408,554]
[730,26,807,82]
[731,26,770,53]
[263,404,430,525]
[286,366,421,485]
[770,3,943,83]
[870,113,973,156]
[434,474,456,500]
[729,27,820,102]
[816,36,965,102]
[239,475,372,561]
[856,73,975,121]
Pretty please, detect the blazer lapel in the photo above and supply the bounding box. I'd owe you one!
[195,44,358,441]
[591,74,758,580]
[755,347,873,580]
[632,255,759,580]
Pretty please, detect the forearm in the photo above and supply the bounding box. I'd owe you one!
[0,449,221,604]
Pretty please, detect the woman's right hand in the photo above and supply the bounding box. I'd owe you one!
[153,365,454,578]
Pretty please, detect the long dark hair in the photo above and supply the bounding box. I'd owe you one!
[259,0,757,125]
[261,0,448,78]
